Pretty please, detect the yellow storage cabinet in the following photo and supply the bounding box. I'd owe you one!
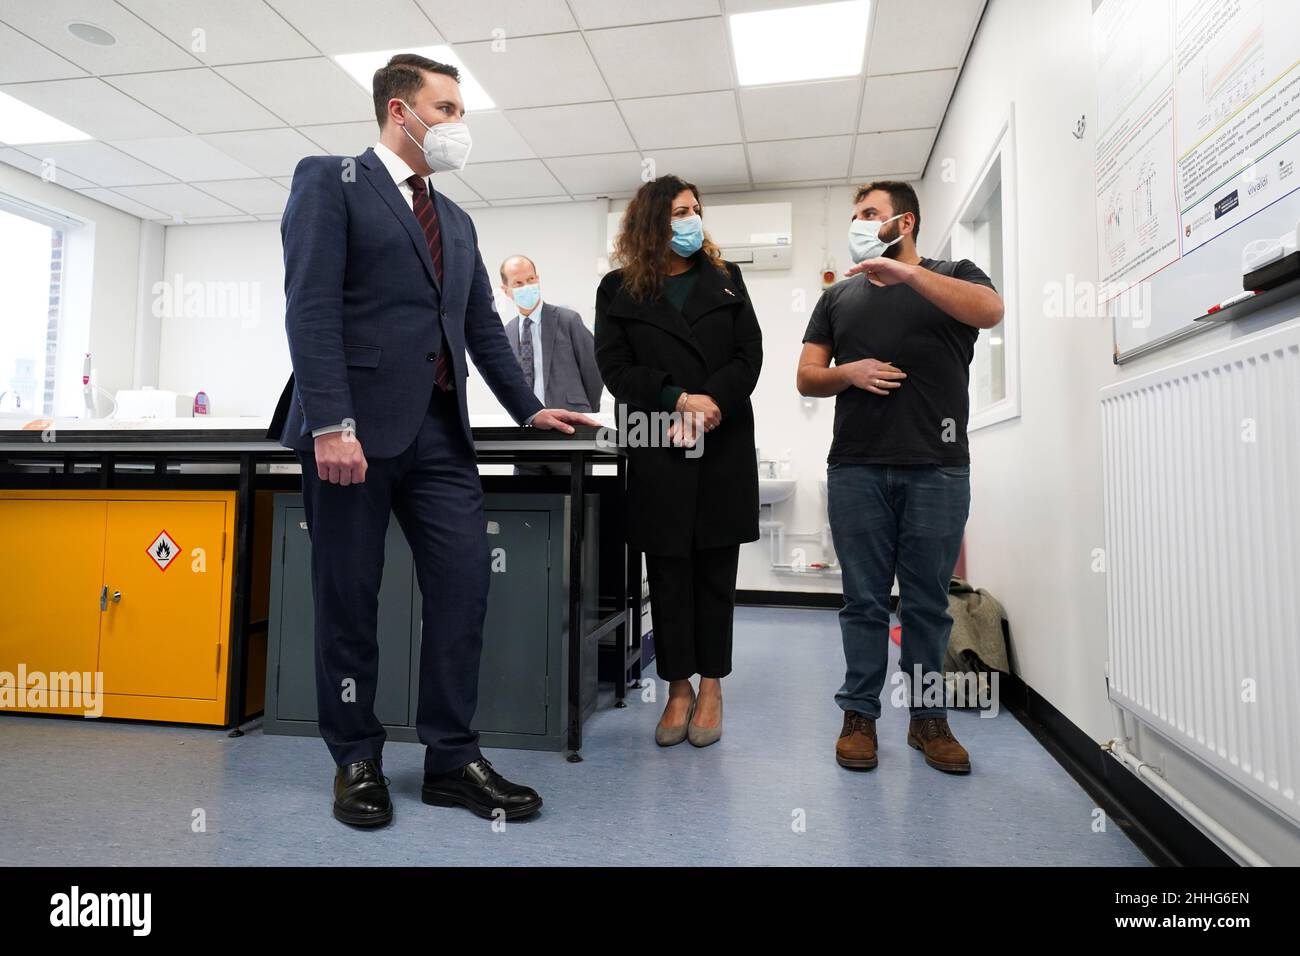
[0,499,107,680]
[0,490,236,725]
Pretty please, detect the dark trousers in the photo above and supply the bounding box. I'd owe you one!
[296,387,489,775]
[826,462,970,719]
[645,543,740,681]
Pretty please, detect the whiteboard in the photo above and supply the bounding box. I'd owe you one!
[1092,0,1300,361]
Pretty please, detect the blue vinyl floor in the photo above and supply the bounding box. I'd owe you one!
[0,607,1149,866]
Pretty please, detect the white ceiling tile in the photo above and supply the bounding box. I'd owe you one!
[859,69,956,131]
[545,152,644,194]
[851,128,934,177]
[504,102,634,157]
[109,136,262,182]
[217,59,374,126]
[13,140,174,186]
[75,186,169,219]
[868,0,984,74]
[460,200,489,208]
[569,0,720,30]
[0,0,199,73]
[299,122,377,156]
[747,177,852,190]
[0,147,94,188]
[748,134,851,182]
[200,128,323,177]
[173,215,259,223]
[112,182,243,220]
[454,33,609,109]
[587,19,733,99]
[0,22,85,83]
[105,69,285,134]
[740,78,860,140]
[116,0,320,65]
[192,178,290,215]
[619,91,741,149]
[273,176,294,189]
[417,0,577,42]
[488,195,571,207]
[456,158,565,200]
[463,111,535,162]
[255,214,283,221]
[266,0,443,54]
[641,144,749,188]
[0,78,185,140]
[430,172,481,203]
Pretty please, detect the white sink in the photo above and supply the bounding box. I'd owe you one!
[758,477,797,505]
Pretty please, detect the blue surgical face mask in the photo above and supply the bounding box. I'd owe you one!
[848,212,905,263]
[511,282,541,311]
[670,214,704,257]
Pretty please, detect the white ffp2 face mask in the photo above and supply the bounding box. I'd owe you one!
[400,101,472,172]
[848,212,905,263]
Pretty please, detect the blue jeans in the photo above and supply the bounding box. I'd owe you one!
[827,462,971,720]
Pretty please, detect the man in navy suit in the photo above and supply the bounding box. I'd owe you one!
[268,53,596,827]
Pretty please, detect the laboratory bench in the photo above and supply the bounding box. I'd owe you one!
[0,416,644,759]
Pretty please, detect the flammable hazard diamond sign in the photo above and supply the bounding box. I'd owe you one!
[145,529,181,572]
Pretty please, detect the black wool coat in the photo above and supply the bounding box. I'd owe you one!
[594,256,762,556]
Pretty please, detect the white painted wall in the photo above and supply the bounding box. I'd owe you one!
[918,0,1300,863]
[155,221,288,418]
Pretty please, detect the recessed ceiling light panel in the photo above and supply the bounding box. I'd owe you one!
[730,0,870,86]
[0,91,93,145]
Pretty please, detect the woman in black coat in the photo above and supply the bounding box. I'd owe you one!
[595,174,762,748]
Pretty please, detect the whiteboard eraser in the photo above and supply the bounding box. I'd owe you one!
[1243,219,1300,273]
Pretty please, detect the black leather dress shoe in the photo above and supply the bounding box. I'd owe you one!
[422,757,543,820]
[333,758,393,827]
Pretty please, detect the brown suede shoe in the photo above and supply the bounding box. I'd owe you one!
[836,710,878,770]
[907,717,971,773]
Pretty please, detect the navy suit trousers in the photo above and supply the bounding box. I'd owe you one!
[296,386,489,775]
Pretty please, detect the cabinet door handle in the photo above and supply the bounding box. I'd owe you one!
[112,591,122,603]
[100,585,108,611]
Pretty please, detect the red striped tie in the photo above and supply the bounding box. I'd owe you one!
[408,174,453,391]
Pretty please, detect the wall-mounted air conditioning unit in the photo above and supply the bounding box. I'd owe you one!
[605,201,793,271]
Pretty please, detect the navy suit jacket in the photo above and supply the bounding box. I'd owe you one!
[268,147,544,458]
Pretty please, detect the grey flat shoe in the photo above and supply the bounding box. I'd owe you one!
[688,698,722,748]
[655,698,696,747]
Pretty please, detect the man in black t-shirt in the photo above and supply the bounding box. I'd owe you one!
[797,180,1004,775]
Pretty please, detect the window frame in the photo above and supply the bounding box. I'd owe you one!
[0,190,91,418]
[931,107,1021,431]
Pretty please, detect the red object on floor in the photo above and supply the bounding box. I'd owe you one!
[890,624,902,646]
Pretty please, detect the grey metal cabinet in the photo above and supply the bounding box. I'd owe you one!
[272,504,413,727]
[264,492,595,752]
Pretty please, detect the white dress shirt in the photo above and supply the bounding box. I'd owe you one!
[312,142,539,437]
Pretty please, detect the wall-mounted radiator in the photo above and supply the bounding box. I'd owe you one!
[1100,320,1300,828]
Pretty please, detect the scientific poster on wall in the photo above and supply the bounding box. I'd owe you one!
[1092,0,1300,317]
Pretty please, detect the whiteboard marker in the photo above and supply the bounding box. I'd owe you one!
[1207,290,1259,313]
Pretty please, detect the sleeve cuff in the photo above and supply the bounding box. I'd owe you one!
[310,423,350,437]
[660,384,685,411]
